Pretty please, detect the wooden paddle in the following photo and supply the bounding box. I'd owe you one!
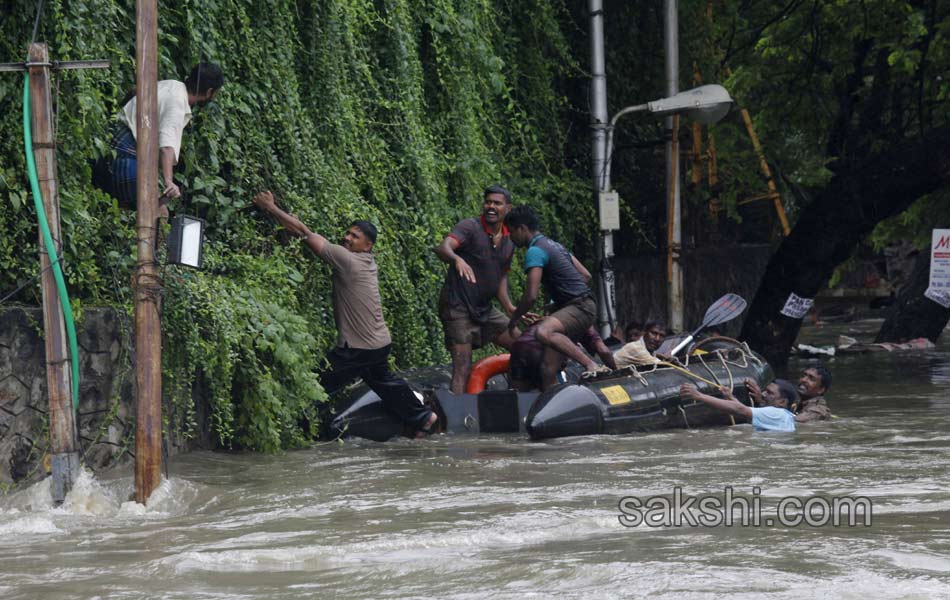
[669,293,748,356]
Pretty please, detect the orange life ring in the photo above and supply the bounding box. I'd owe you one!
[466,353,511,394]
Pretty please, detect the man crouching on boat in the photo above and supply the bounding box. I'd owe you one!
[505,205,605,390]
[252,191,438,437]
[679,380,797,432]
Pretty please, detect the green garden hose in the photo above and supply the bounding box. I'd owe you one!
[22,73,80,410]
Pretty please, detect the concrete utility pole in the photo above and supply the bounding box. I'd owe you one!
[664,0,685,332]
[28,43,79,504]
[134,0,163,504]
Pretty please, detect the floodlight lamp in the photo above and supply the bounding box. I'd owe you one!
[167,214,205,269]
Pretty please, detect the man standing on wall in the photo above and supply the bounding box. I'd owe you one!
[252,191,438,437]
[434,185,520,394]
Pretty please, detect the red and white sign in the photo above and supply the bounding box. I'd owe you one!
[925,229,950,308]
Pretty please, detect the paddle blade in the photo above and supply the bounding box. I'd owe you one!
[700,293,747,330]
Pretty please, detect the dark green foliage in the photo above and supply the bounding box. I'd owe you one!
[0,0,587,450]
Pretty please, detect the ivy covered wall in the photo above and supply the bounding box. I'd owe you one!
[0,0,593,451]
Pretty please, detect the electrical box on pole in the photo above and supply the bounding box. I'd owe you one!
[598,191,621,232]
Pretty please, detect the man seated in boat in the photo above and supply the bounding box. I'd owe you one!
[795,363,832,422]
[504,205,605,389]
[613,320,667,368]
[605,319,644,347]
[679,380,798,432]
[509,324,617,391]
[625,320,645,344]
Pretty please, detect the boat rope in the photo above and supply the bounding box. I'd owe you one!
[619,365,650,387]
[741,341,763,367]
[720,347,750,369]
[679,405,690,429]
[695,353,722,387]
[719,352,735,391]
[658,360,720,387]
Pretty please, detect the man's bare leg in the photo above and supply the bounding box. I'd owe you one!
[539,346,568,390]
[536,317,597,388]
[491,327,519,350]
[449,343,473,394]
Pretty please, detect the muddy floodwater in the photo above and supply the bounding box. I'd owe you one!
[3,320,950,599]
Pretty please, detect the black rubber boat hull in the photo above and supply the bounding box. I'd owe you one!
[526,348,773,439]
[329,346,772,441]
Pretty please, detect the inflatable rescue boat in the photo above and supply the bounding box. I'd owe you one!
[329,338,773,441]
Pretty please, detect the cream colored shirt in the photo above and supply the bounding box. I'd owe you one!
[614,338,661,368]
[118,80,192,162]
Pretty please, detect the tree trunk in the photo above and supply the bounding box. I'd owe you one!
[875,243,950,343]
[740,124,950,366]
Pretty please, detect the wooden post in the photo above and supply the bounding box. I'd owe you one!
[736,106,791,236]
[28,42,80,504]
[134,0,163,504]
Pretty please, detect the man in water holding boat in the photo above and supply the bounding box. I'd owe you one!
[252,191,438,437]
[679,379,798,432]
[795,363,832,422]
[505,205,604,389]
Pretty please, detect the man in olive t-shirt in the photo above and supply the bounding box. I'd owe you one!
[252,191,437,437]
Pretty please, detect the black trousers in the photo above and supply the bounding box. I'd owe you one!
[321,345,431,430]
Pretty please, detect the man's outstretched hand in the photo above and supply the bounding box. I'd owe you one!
[253,190,277,211]
[679,383,700,401]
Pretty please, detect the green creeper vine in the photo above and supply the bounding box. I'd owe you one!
[0,0,589,451]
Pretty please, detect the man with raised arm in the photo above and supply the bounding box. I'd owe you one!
[252,191,438,437]
[434,185,520,394]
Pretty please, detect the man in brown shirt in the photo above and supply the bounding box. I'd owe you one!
[795,363,832,423]
[253,191,437,436]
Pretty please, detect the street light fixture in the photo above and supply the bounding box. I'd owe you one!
[601,84,733,190]
[595,84,733,334]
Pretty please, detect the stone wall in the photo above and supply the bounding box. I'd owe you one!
[0,307,134,489]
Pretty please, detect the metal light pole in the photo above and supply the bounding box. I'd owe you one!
[664,0,684,333]
[589,0,732,338]
[597,84,733,337]
[589,0,618,338]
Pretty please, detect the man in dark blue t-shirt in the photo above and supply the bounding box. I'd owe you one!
[505,205,602,390]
